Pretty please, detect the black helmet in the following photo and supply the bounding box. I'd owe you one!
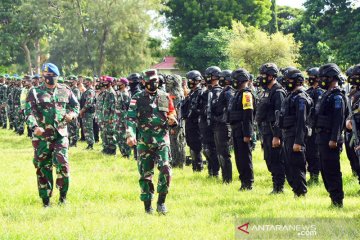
[306,67,320,77]
[231,68,250,88]
[219,70,232,87]
[319,63,341,78]
[127,73,142,82]
[204,66,221,82]
[280,66,297,76]
[351,64,360,76]
[158,73,165,87]
[186,70,203,81]
[349,64,360,85]
[259,63,279,76]
[284,69,304,82]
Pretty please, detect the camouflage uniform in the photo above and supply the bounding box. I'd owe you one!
[13,81,24,134]
[165,75,186,168]
[0,80,7,128]
[80,85,96,146]
[115,90,131,156]
[126,89,175,202]
[101,87,117,153]
[7,81,15,129]
[68,85,81,146]
[95,89,106,142]
[25,83,79,200]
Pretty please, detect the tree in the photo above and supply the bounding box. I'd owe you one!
[269,0,278,33]
[228,21,301,74]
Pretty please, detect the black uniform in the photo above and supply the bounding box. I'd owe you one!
[199,86,220,176]
[345,88,360,183]
[255,82,286,191]
[305,86,324,179]
[213,85,234,183]
[315,87,346,205]
[181,86,204,171]
[228,88,255,188]
[279,89,312,196]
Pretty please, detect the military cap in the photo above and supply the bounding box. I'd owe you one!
[42,63,60,76]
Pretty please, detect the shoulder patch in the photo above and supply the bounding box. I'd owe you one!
[333,95,343,109]
[242,92,253,110]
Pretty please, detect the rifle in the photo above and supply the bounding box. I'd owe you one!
[348,98,360,165]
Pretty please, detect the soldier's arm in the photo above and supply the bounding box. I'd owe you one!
[24,88,39,129]
[167,95,176,119]
[242,92,254,137]
[331,95,345,142]
[294,98,307,146]
[273,91,285,138]
[67,90,80,119]
[126,96,139,139]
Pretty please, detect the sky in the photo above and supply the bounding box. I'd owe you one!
[277,0,306,8]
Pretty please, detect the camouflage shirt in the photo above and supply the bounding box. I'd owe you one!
[80,87,96,113]
[25,83,79,138]
[0,83,7,105]
[101,87,117,123]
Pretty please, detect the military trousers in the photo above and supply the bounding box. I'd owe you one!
[116,121,131,156]
[344,131,360,183]
[305,131,320,176]
[283,136,307,196]
[199,122,219,177]
[32,134,70,199]
[82,113,95,145]
[319,144,344,204]
[137,138,172,201]
[214,123,232,183]
[185,118,203,170]
[0,106,7,126]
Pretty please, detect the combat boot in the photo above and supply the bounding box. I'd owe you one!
[86,144,94,150]
[42,197,50,208]
[307,173,319,186]
[9,124,13,130]
[59,192,67,205]
[156,194,167,215]
[270,185,284,195]
[239,183,253,191]
[144,201,153,214]
[331,200,343,208]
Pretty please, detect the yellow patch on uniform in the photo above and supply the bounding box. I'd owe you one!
[242,92,253,110]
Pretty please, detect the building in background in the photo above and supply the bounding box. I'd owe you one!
[151,56,183,75]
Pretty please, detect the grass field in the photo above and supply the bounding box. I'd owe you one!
[0,129,359,240]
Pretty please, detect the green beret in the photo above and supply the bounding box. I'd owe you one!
[58,77,64,83]
[84,76,94,82]
[68,75,78,81]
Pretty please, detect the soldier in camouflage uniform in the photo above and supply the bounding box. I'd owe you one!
[13,77,24,134]
[68,75,81,147]
[115,77,131,157]
[165,74,186,168]
[79,77,96,150]
[126,69,177,215]
[20,76,33,137]
[0,74,8,128]
[25,63,79,207]
[100,76,117,155]
[95,81,106,144]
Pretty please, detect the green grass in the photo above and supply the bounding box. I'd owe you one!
[0,129,359,239]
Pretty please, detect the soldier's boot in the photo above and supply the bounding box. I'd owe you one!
[239,182,253,191]
[156,194,167,215]
[42,197,50,208]
[59,192,67,205]
[9,124,13,130]
[2,124,6,129]
[191,151,203,172]
[144,201,153,214]
[18,128,24,135]
[307,173,319,186]
[270,184,284,195]
[107,148,116,155]
[331,200,343,208]
[86,144,94,150]
[222,159,232,184]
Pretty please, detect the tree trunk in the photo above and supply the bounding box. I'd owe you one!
[22,42,32,75]
[270,0,278,34]
[35,39,41,74]
[98,26,109,76]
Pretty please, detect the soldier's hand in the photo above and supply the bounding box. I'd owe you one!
[127,137,137,147]
[272,137,281,148]
[293,144,302,152]
[329,141,337,149]
[64,114,73,123]
[243,137,251,143]
[346,120,352,130]
[34,127,45,136]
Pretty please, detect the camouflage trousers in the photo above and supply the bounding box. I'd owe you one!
[0,106,7,126]
[32,134,70,199]
[68,119,79,145]
[116,122,131,156]
[101,122,117,151]
[13,106,24,133]
[7,105,14,127]
[137,138,172,201]
[82,113,95,145]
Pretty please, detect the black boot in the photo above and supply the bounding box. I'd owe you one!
[86,144,94,150]
[331,200,343,208]
[156,194,167,215]
[307,173,319,186]
[42,197,50,208]
[9,124,13,130]
[144,201,153,214]
[239,183,253,191]
[270,185,284,195]
[59,192,67,205]
[191,151,203,172]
